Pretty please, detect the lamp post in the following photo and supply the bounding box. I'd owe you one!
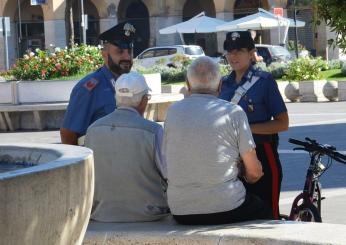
[80,0,86,44]
[17,0,22,58]
[293,0,299,58]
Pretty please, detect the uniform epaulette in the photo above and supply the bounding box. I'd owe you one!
[254,70,273,79]
[83,77,100,91]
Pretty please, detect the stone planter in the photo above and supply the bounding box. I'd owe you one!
[323,80,338,101]
[12,73,162,104]
[0,143,94,245]
[0,81,17,104]
[284,82,300,102]
[277,81,289,102]
[338,80,346,101]
[299,80,328,102]
[17,80,77,104]
[162,84,188,97]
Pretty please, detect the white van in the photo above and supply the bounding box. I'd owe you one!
[134,45,205,68]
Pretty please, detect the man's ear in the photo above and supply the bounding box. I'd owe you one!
[101,46,108,61]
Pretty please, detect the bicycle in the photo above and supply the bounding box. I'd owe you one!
[285,137,346,222]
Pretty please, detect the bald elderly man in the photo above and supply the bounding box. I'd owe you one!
[163,56,272,225]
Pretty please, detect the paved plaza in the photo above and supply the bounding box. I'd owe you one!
[1,102,346,224]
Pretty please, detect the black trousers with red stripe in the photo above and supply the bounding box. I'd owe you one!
[243,140,283,219]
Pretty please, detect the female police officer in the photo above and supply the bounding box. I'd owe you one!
[219,31,289,219]
[60,22,136,145]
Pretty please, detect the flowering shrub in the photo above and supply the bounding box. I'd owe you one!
[283,57,322,81]
[133,62,232,83]
[7,44,103,80]
[313,57,329,71]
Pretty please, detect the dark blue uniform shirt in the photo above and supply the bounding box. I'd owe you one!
[63,66,116,135]
[219,66,287,124]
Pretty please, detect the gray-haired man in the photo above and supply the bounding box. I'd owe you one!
[85,72,169,222]
[163,56,272,225]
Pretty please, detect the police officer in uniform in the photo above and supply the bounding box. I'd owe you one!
[219,31,289,219]
[60,22,137,145]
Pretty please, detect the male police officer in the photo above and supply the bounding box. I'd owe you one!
[219,31,289,219]
[60,22,136,145]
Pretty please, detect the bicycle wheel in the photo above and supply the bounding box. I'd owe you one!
[292,203,322,222]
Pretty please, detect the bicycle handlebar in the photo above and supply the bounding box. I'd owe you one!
[289,138,346,164]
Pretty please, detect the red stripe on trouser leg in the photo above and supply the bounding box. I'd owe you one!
[263,142,280,219]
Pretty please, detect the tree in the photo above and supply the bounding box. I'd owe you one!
[313,0,346,52]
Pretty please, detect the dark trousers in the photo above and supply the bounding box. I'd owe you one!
[173,193,272,225]
[244,141,283,219]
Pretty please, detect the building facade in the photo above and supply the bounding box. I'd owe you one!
[0,0,340,70]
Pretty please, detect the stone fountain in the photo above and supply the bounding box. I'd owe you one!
[0,143,94,245]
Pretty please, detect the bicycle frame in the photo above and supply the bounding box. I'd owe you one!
[288,152,323,220]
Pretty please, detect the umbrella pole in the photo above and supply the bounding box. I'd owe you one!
[278,24,281,45]
[179,32,186,45]
[283,25,289,45]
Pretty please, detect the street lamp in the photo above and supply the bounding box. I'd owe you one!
[80,0,86,44]
[293,0,299,58]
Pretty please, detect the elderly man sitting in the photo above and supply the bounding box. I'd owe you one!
[85,72,169,222]
[163,56,272,225]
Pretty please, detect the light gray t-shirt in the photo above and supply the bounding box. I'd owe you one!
[163,94,256,215]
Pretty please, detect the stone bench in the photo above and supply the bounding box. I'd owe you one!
[0,93,184,132]
[0,102,68,131]
[83,218,346,245]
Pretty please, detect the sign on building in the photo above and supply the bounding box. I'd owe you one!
[31,0,47,5]
[273,8,284,17]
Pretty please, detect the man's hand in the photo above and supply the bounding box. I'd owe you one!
[60,128,79,145]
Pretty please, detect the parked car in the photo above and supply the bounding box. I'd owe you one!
[134,45,205,68]
[255,44,292,65]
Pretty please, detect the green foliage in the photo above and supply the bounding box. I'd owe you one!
[314,57,329,71]
[283,57,323,81]
[268,62,289,79]
[7,44,103,80]
[219,64,232,76]
[341,63,346,76]
[133,62,232,84]
[328,59,343,70]
[254,62,269,72]
[314,0,346,52]
[170,54,192,67]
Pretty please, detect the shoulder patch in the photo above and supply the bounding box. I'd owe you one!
[83,78,99,91]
